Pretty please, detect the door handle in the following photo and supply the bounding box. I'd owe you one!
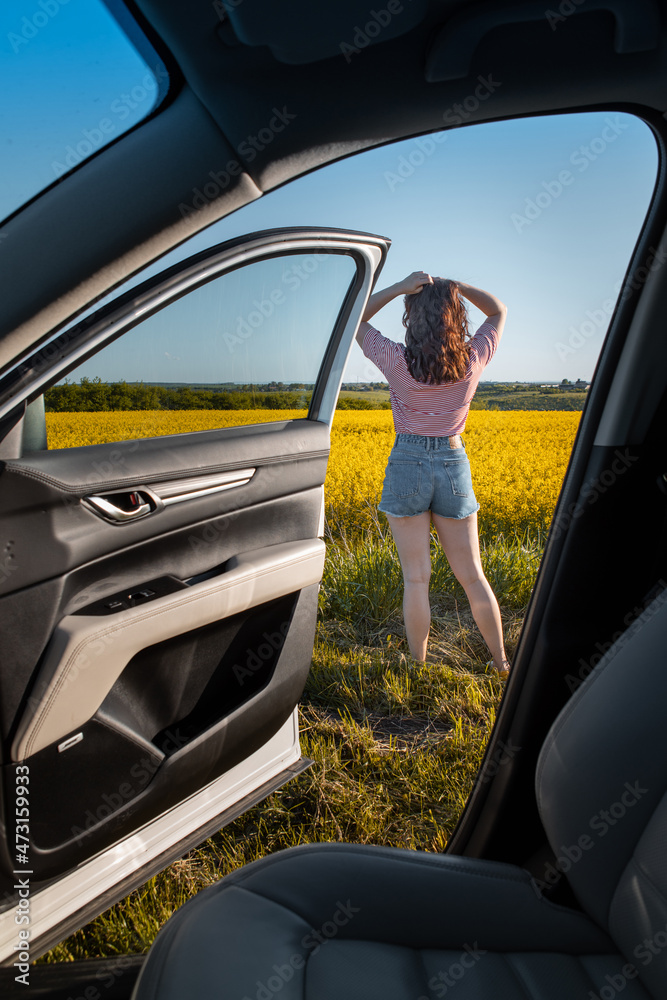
[84,490,160,523]
[82,470,256,524]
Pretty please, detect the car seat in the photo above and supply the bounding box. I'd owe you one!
[131,590,667,999]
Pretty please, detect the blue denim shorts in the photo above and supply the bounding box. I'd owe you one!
[378,433,480,519]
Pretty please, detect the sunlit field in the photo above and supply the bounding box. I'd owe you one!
[43,408,578,962]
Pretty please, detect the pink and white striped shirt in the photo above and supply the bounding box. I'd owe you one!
[361,320,500,436]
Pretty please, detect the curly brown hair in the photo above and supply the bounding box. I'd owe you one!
[402,277,471,383]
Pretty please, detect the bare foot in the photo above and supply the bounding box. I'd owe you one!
[487,658,511,678]
[495,658,511,678]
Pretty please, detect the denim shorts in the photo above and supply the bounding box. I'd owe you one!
[377,433,480,519]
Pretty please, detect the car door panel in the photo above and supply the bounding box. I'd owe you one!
[0,228,389,895]
[0,481,324,742]
[13,537,325,761]
[10,582,320,877]
[0,419,330,595]
[1,440,326,880]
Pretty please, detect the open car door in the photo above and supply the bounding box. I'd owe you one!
[0,226,389,960]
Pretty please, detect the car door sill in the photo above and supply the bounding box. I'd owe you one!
[0,711,309,964]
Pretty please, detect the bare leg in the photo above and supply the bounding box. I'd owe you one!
[384,511,433,661]
[431,511,510,675]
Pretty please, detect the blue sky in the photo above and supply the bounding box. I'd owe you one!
[1,1,660,384]
[190,114,658,383]
[72,253,358,384]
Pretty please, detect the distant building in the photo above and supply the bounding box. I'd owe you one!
[558,379,589,390]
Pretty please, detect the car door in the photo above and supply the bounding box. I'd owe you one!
[0,226,389,960]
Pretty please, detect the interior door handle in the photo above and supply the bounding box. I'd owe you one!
[84,490,159,523]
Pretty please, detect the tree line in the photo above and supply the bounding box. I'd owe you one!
[44,378,391,411]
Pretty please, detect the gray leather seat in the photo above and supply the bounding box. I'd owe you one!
[132,593,667,999]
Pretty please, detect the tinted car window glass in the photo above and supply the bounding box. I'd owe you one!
[45,251,357,447]
[0,0,167,221]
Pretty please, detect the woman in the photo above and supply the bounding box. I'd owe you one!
[356,271,510,676]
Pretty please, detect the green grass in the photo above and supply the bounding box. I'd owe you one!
[338,385,588,411]
[337,389,391,403]
[41,526,540,963]
[471,390,585,410]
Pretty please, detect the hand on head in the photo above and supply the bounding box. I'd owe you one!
[401,271,433,295]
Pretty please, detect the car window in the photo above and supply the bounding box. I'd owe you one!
[42,251,357,449]
[0,0,167,221]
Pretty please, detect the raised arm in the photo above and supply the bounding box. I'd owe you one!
[455,280,507,335]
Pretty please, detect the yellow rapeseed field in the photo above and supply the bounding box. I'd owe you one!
[45,409,579,539]
[324,410,579,538]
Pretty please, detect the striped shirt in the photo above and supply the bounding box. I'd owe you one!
[361,320,500,436]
